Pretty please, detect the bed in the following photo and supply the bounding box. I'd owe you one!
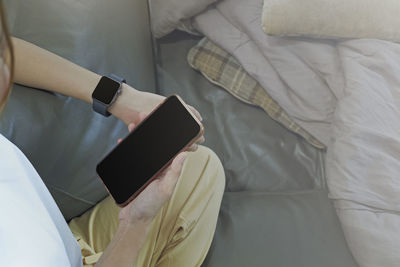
[0,0,358,266]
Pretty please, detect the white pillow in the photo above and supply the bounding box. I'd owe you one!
[262,0,400,42]
[150,0,217,38]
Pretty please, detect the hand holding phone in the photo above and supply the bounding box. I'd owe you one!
[96,95,204,207]
[118,113,189,224]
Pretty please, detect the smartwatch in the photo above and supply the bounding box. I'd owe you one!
[92,74,126,117]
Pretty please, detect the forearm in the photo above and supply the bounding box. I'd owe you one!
[11,37,149,123]
[95,220,150,267]
[13,37,101,103]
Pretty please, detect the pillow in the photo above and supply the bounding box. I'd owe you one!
[149,0,217,38]
[188,38,325,150]
[262,0,400,41]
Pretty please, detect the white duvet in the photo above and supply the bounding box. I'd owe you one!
[152,0,400,266]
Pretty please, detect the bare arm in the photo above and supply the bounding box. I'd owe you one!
[95,220,150,267]
[13,37,101,102]
[12,37,164,125]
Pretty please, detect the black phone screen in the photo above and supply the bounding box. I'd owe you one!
[96,95,201,205]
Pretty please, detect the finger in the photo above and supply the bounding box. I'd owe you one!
[158,152,188,196]
[157,166,170,178]
[196,135,205,144]
[188,105,203,122]
[165,152,188,180]
[117,138,123,144]
[139,112,148,121]
[187,143,198,152]
[128,123,135,132]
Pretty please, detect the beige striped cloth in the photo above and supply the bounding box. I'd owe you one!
[187,38,325,150]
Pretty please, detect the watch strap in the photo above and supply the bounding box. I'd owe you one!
[108,74,126,84]
[93,98,112,117]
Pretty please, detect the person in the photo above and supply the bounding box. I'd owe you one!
[0,1,225,266]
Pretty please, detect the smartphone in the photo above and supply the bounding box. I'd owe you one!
[96,94,203,206]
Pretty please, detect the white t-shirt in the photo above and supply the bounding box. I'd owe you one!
[0,134,82,267]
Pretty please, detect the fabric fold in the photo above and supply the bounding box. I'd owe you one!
[187,0,400,266]
[187,37,325,149]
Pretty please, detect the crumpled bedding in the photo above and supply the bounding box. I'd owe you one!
[325,39,400,265]
[154,33,356,267]
[192,0,341,147]
[149,0,216,38]
[187,38,326,150]
[152,0,400,266]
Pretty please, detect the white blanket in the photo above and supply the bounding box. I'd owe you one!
[149,0,217,38]
[184,0,400,266]
[194,0,340,147]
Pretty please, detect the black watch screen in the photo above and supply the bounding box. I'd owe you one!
[92,76,121,104]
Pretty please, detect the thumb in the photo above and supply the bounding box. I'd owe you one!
[172,152,188,170]
[159,152,188,195]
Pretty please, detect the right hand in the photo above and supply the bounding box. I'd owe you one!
[118,112,189,225]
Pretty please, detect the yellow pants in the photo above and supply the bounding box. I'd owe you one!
[68,146,225,267]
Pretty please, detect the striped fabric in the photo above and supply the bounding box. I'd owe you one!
[187,38,325,150]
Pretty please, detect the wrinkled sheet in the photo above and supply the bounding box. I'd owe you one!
[149,0,216,38]
[193,0,340,147]
[186,0,400,266]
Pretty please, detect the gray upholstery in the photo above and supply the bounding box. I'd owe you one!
[205,191,354,267]
[0,0,358,266]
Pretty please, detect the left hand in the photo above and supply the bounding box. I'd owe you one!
[112,86,205,150]
[109,85,203,126]
[118,113,189,225]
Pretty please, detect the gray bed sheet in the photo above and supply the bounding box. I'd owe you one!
[155,31,358,267]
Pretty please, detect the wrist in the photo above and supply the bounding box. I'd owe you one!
[118,208,155,228]
[96,216,150,267]
[116,217,151,250]
[119,217,151,231]
[108,83,143,124]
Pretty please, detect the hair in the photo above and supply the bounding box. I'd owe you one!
[0,0,14,112]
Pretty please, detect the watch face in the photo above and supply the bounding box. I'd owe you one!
[92,76,120,105]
